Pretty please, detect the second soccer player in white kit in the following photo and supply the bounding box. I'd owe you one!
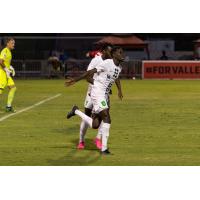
[66,46,124,155]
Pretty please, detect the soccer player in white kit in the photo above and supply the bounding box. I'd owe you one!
[66,47,124,155]
[77,43,113,150]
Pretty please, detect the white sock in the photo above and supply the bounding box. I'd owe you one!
[75,110,92,128]
[79,120,89,143]
[96,121,103,140]
[101,122,111,151]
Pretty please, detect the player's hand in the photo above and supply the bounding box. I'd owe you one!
[4,68,12,78]
[65,78,76,87]
[118,91,123,100]
[10,66,16,77]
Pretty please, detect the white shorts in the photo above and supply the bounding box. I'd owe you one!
[91,93,109,114]
[84,92,110,112]
[84,93,93,109]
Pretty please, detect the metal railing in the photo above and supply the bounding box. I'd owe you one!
[120,60,142,78]
[12,59,64,78]
[12,59,143,79]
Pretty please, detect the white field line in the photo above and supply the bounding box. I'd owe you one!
[0,93,62,122]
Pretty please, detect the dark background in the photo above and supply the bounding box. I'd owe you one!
[1,33,200,60]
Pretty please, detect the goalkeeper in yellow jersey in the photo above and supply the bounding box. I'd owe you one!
[0,38,17,112]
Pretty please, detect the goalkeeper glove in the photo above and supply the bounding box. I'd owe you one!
[4,68,12,78]
[10,66,15,77]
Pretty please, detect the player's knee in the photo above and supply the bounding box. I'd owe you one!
[12,87,17,92]
[103,117,111,124]
[92,119,100,129]
[92,124,99,129]
[102,113,111,124]
[9,86,16,91]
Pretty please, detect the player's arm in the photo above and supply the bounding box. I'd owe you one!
[86,74,94,84]
[115,78,123,100]
[65,56,100,86]
[65,68,97,87]
[85,57,99,84]
[0,59,6,69]
[86,61,95,84]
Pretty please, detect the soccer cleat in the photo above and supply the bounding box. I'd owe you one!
[66,105,79,119]
[77,142,85,150]
[94,138,102,150]
[5,106,16,113]
[101,149,111,155]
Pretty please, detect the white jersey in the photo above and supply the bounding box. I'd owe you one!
[86,55,103,95]
[92,59,122,96]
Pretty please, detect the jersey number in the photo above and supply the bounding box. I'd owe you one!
[113,68,119,78]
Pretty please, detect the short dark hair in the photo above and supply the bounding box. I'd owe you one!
[100,43,113,51]
[5,37,15,44]
[111,46,122,56]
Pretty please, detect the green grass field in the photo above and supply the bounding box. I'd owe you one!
[1,79,200,166]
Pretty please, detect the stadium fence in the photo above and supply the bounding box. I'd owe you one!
[13,59,142,79]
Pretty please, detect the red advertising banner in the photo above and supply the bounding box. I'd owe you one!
[143,61,200,79]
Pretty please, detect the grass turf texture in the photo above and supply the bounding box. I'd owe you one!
[0,79,200,166]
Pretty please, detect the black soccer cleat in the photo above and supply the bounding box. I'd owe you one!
[101,149,111,155]
[5,106,16,113]
[66,105,79,119]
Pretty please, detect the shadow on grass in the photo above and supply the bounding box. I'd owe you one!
[47,138,101,166]
[47,123,103,165]
[47,149,101,166]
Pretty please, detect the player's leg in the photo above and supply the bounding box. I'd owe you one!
[95,95,111,149]
[91,113,101,129]
[99,108,111,155]
[0,88,3,107]
[91,96,111,154]
[67,96,110,152]
[0,69,7,109]
[77,107,92,149]
[67,105,93,127]
[6,77,17,112]
[77,94,93,149]
[67,105,102,129]
[91,113,103,149]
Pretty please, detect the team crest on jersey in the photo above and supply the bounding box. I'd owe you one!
[101,101,107,107]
